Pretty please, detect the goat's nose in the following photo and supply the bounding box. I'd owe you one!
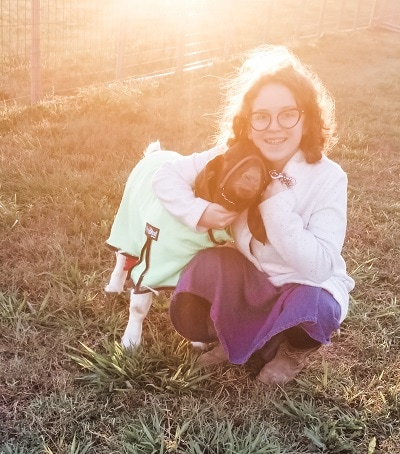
[242,167,262,190]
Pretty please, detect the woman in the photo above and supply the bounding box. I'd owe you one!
[152,45,355,385]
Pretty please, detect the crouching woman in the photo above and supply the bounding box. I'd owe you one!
[152,44,355,385]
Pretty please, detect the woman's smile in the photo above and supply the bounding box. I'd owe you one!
[248,83,304,171]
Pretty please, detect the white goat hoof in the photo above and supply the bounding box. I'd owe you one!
[191,342,208,351]
[121,331,141,349]
[104,284,124,294]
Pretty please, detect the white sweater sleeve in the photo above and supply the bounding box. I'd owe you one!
[259,169,348,283]
[152,147,222,231]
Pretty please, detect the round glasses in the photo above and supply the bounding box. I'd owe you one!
[249,108,304,131]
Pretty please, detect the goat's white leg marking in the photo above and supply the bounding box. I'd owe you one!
[105,251,128,294]
[121,291,153,348]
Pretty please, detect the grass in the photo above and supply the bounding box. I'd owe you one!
[0,28,400,453]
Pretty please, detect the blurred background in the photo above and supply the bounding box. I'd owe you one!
[1,0,399,105]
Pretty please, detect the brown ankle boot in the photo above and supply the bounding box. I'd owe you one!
[257,339,319,385]
[196,344,229,368]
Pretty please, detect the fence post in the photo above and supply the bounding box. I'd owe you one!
[175,1,187,74]
[294,0,307,40]
[262,0,274,42]
[115,0,127,80]
[223,0,233,61]
[369,0,381,27]
[317,0,327,35]
[354,0,363,29]
[337,0,346,30]
[31,0,41,104]
[176,27,185,74]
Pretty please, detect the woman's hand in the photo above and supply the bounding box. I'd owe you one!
[197,203,238,230]
[262,179,289,200]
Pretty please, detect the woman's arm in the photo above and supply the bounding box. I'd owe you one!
[260,169,348,283]
[152,147,237,231]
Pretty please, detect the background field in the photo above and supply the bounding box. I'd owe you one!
[1,0,398,104]
[0,28,400,453]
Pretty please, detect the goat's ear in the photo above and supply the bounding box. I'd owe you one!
[205,154,224,174]
[194,154,224,201]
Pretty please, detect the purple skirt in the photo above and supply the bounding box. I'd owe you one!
[169,247,341,364]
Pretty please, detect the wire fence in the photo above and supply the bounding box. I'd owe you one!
[1,0,399,105]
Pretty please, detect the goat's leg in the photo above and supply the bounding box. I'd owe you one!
[121,291,153,348]
[105,250,128,293]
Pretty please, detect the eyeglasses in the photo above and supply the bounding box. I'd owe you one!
[249,108,304,131]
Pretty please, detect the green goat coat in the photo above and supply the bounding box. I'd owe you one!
[106,150,232,290]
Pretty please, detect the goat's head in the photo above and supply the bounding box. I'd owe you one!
[195,140,269,212]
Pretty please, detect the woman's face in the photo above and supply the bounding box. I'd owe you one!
[248,83,304,172]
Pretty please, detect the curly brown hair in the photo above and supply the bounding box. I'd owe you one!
[216,45,337,163]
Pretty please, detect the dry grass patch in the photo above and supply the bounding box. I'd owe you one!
[1,28,399,453]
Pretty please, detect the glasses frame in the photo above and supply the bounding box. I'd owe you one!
[248,108,304,131]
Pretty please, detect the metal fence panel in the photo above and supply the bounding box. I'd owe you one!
[0,0,398,105]
[375,0,400,31]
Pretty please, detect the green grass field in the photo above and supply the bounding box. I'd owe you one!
[0,28,399,453]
